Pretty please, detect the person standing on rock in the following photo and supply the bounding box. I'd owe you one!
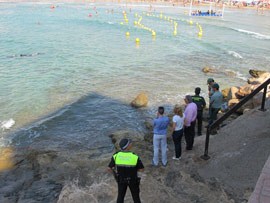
[208,83,223,135]
[107,138,144,203]
[152,106,170,166]
[184,95,197,151]
[171,105,185,160]
[192,87,206,136]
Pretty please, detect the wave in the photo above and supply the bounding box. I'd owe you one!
[232,28,270,40]
[228,51,243,59]
[1,119,15,130]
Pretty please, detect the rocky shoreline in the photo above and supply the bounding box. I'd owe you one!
[1,70,270,203]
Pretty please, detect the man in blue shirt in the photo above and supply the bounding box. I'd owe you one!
[208,83,223,134]
[153,106,169,166]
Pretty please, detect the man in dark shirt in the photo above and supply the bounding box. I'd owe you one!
[108,139,144,203]
[192,87,206,136]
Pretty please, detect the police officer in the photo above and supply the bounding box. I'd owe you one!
[192,87,206,136]
[107,138,144,203]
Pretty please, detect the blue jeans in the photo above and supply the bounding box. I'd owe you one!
[153,134,167,165]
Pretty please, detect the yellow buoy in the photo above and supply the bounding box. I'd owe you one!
[160,14,162,18]
[126,32,130,37]
[189,21,193,25]
[135,13,138,17]
[147,13,149,16]
[173,31,177,35]
[120,22,123,25]
[152,32,156,37]
[198,32,202,37]
[185,11,188,14]
[164,16,167,20]
[136,38,140,43]
[143,12,145,15]
[170,20,173,23]
[134,21,138,25]
[125,19,128,23]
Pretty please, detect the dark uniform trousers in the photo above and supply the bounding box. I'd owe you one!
[195,110,203,135]
[117,177,141,203]
[184,121,196,150]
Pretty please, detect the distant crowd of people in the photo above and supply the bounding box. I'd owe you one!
[108,78,223,203]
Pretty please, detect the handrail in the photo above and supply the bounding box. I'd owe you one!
[201,78,270,160]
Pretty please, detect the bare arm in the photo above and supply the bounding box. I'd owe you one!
[107,167,114,174]
[171,122,176,134]
[184,118,187,126]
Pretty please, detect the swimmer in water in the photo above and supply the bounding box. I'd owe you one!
[111,9,114,14]
[7,53,44,58]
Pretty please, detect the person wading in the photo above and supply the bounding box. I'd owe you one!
[108,139,144,203]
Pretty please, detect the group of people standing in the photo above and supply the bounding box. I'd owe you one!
[152,77,223,164]
[107,78,223,203]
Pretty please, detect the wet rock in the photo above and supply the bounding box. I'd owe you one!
[130,93,148,108]
[202,66,217,73]
[222,88,230,101]
[249,69,267,78]
[109,130,144,151]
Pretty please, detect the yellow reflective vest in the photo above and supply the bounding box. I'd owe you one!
[113,151,139,167]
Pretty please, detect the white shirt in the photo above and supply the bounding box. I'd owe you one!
[173,114,185,131]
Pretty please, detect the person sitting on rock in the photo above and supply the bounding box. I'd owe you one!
[152,106,169,166]
[192,87,206,136]
[208,83,223,135]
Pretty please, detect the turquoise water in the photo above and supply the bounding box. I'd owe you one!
[0,2,270,147]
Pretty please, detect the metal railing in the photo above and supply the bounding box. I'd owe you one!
[201,78,270,160]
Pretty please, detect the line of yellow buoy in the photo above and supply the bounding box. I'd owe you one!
[120,10,203,44]
[146,12,203,38]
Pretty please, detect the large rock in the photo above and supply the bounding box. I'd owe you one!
[130,93,148,108]
[228,99,240,109]
[248,72,270,84]
[228,87,240,100]
[248,77,265,85]
[249,69,267,78]
[202,66,217,73]
[221,88,230,101]
[236,84,257,98]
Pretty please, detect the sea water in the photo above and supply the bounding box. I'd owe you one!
[0,2,270,152]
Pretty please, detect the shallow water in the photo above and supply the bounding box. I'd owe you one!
[0,2,270,202]
[0,2,270,152]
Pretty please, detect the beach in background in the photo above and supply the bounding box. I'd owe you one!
[0,1,270,202]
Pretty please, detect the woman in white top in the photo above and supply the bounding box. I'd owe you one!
[171,105,185,160]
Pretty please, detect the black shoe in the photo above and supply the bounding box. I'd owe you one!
[211,131,217,135]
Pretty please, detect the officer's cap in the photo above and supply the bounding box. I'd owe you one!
[119,138,132,150]
[211,83,219,89]
[207,78,214,84]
